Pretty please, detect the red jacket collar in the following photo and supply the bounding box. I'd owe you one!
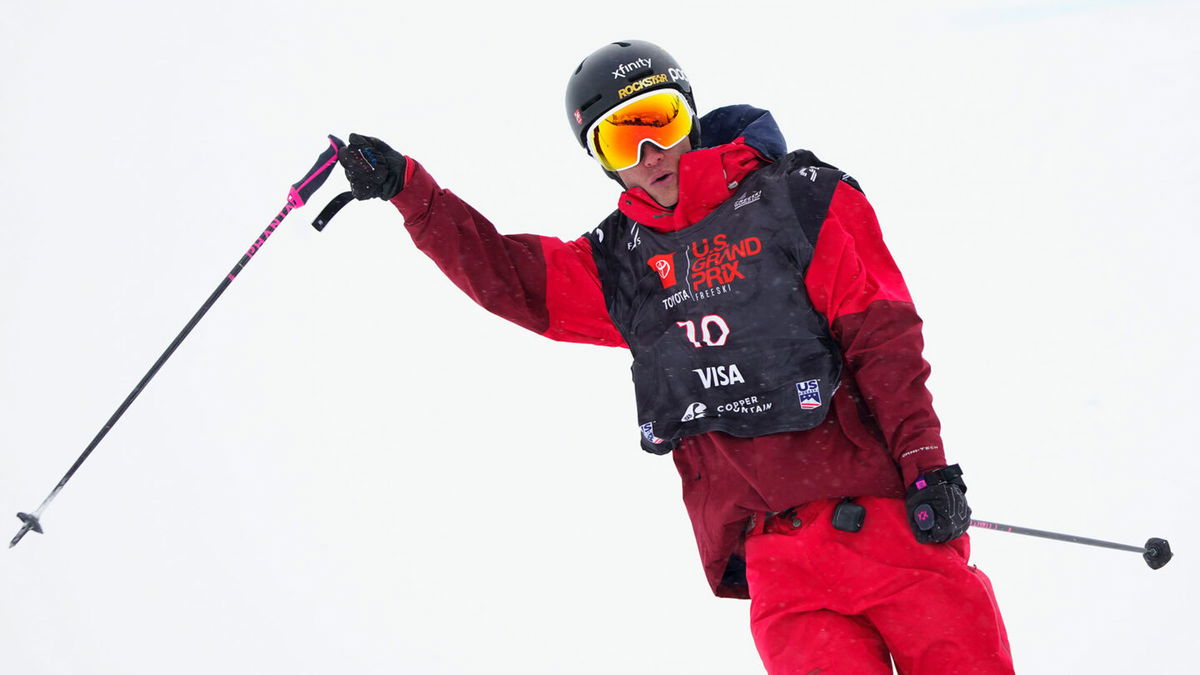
[617,138,771,232]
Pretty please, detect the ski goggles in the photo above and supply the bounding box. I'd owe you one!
[586,89,695,172]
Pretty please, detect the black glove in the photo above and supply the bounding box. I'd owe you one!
[905,464,971,544]
[339,133,407,200]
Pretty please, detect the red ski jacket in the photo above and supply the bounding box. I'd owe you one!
[389,108,948,598]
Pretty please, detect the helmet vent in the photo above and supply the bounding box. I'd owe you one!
[579,94,602,112]
[627,67,653,81]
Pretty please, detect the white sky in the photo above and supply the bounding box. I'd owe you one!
[2,1,1198,673]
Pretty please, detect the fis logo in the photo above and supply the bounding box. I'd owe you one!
[640,422,665,445]
[627,224,642,251]
[681,402,709,422]
[796,380,822,410]
[647,253,678,288]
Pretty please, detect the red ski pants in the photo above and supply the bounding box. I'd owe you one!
[745,497,1013,674]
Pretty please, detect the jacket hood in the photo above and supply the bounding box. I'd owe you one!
[698,105,786,159]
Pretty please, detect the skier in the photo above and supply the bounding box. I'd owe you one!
[338,40,1014,674]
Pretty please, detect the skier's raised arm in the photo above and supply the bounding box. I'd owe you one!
[338,133,626,347]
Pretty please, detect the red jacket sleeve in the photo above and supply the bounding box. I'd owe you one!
[804,181,946,485]
[388,159,626,348]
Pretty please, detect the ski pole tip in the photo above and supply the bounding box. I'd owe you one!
[1143,537,1173,570]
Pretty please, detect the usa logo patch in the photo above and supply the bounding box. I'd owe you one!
[796,380,822,410]
[640,422,665,445]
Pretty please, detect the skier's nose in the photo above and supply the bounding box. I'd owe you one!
[640,143,665,168]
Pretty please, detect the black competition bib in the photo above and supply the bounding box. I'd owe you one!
[587,151,853,453]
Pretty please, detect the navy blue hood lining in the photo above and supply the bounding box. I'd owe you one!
[698,105,786,160]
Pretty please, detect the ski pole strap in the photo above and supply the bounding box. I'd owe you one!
[288,135,346,208]
[311,191,355,232]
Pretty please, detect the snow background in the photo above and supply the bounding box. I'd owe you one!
[2,1,1197,672]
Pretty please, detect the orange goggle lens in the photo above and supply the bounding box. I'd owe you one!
[586,89,694,172]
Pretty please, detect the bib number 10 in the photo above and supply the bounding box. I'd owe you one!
[676,315,730,348]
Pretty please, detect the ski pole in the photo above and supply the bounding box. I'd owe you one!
[970,518,1173,570]
[9,135,346,549]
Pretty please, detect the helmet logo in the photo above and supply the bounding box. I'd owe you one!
[618,73,668,99]
[574,109,583,125]
[612,57,652,79]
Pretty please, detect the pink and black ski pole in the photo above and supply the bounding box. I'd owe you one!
[9,135,346,549]
[970,518,1173,569]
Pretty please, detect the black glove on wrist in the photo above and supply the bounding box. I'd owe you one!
[339,132,407,200]
[905,464,971,544]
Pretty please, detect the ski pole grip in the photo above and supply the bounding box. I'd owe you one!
[288,135,346,208]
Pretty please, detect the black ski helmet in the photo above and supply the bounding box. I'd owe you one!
[565,40,700,162]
